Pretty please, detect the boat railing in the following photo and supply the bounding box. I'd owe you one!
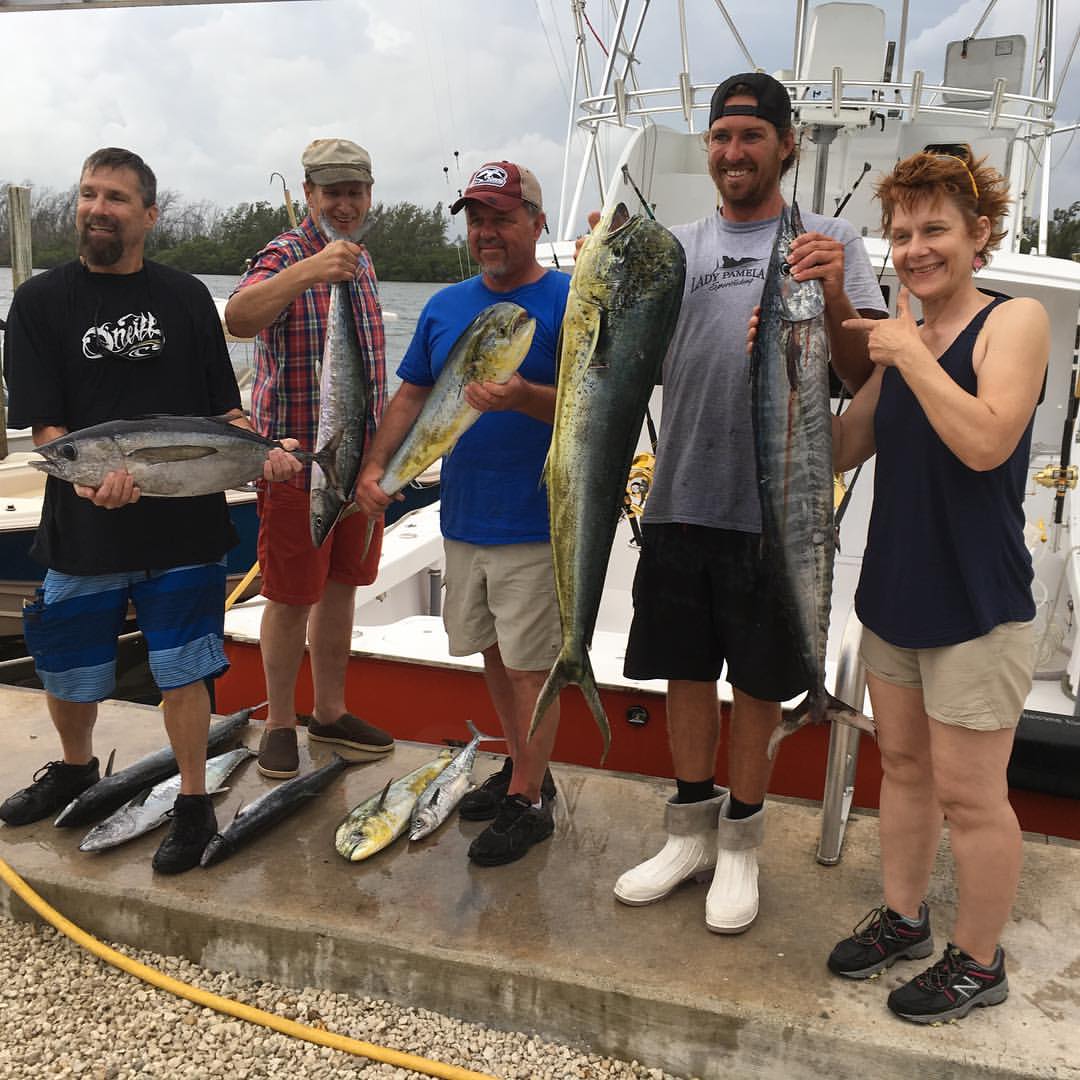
[817,605,869,866]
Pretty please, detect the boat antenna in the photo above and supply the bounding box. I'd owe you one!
[620,165,655,220]
[270,172,297,229]
[790,128,805,207]
[834,162,871,217]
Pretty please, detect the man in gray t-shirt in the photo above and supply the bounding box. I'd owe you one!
[614,72,887,932]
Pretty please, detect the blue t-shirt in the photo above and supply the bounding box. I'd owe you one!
[397,271,570,544]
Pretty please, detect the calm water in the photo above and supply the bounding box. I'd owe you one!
[0,268,442,398]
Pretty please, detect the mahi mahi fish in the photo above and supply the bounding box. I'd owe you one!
[310,223,375,548]
[335,752,453,861]
[408,720,501,841]
[379,303,535,498]
[78,747,254,852]
[199,754,348,868]
[32,417,308,497]
[751,202,874,757]
[53,703,263,827]
[529,203,685,757]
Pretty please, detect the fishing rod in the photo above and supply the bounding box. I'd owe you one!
[834,161,871,217]
[270,172,297,229]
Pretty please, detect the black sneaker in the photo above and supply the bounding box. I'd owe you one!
[0,759,100,827]
[152,794,218,874]
[459,758,556,822]
[828,903,934,979]
[468,793,555,866]
[887,944,1009,1024]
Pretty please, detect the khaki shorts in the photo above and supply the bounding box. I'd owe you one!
[443,539,561,672]
[860,622,1035,731]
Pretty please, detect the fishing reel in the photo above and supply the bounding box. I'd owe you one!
[622,453,655,549]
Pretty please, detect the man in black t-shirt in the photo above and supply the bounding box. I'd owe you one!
[0,147,299,873]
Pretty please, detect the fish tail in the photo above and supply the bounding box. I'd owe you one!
[766,689,876,759]
[360,517,375,561]
[528,650,611,762]
[465,717,503,744]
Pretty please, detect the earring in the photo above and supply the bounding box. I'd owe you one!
[972,254,985,271]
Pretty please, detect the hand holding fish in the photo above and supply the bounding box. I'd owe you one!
[311,238,364,283]
[787,231,846,303]
[262,438,304,483]
[574,211,602,260]
[75,469,141,509]
[464,372,529,413]
[842,286,928,371]
[353,462,401,518]
[746,304,761,356]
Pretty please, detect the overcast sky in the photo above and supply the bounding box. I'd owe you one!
[2,0,1078,241]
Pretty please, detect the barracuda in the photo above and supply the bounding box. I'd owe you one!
[751,202,875,756]
[529,203,685,758]
[335,752,453,861]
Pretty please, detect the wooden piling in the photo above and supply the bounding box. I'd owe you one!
[2,184,33,459]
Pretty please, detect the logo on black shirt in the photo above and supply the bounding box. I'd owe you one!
[82,310,164,361]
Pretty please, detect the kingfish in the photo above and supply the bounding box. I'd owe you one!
[78,747,254,852]
[54,703,263,827]
[408,720,501,841]
[32,418,308,497]
[529,203,685,758]
[310,223,375,547]
[335,752,453,861]
[200,754,348,868]
[751,202,875,757]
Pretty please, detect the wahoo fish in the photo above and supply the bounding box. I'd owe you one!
[409,720,501,841]
[200,754,348,868]
[78,747,254,852]
[751,202,874,757]
[32,417,304,496]
[310,224,374,547]
[335,752,453,861]
[54,703,263,827]
[529,203,685,757]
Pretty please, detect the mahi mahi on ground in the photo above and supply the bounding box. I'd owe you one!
[751,201,874,757]
[335,752,452,861]
[32,417,305,497]
[79,747,254,852]
[310,225,375,548]
[528,203,685,758]
[53,703,263,827]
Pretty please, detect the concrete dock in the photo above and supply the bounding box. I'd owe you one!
[0,685,1077,1080]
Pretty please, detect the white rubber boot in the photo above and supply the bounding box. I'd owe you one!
[705,795,764,934]
[614,788,728,906]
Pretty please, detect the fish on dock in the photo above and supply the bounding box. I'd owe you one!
[529,203,685,758]
[31,417,306,497]
[409,720,501,841]
[335,752,453,861]
[54,702,262,827]
[200,754,349,868]
[750,202,874,757]
[78,747,254,852]
[310,225,375,548]
[379,303,535,499]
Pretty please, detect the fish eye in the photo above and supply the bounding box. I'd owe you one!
[61,444,78,461]
[780,261,792,276]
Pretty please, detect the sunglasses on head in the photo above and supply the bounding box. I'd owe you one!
[922,143,979,199]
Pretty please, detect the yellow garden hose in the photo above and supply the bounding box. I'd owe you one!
[0,857,497,1080]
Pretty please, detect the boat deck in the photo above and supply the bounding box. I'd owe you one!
[0,685,1077,1080]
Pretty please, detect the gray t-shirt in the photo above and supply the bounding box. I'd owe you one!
[644,209,886,532]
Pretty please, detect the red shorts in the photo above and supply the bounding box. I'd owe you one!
[256,482,384,606]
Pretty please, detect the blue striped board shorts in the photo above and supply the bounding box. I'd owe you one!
[21,561,230,703]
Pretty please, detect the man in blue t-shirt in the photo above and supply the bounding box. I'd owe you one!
[355,161,570,866]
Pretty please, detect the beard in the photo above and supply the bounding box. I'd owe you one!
[78,222,124,267]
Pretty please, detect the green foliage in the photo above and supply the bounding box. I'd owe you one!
[1022,202,1080,260]
[0,185,468,281]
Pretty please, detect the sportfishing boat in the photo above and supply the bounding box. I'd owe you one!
[216,0,1080,847]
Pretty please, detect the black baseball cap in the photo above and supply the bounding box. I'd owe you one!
[709,72,792,130]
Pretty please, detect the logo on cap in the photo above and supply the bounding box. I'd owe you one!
[471,165,509,189]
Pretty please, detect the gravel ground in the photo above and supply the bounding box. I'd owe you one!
[0,915,688,1080]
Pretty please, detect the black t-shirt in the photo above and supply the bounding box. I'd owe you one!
[3,259,242,574]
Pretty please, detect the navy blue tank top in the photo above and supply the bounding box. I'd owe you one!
[855,294,1035,648]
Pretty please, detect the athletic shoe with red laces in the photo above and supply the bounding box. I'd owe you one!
[887,943,1009,1024]
[827,902,934,979]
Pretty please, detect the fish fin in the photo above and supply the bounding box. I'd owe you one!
[464,718,502,744]
[104,749,116,778]
[127,445,219,463]
[207,787,230,798]
[360,517,375,561]
[231,801,246,822]
[131,785,154,807]
[376,776,393,809]
[529,651,611,762]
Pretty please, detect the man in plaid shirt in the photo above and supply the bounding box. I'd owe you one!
[225,137,394,780]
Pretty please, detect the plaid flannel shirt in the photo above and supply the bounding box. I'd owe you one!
[232,215,386,481]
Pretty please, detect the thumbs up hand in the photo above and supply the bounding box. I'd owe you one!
[842,286,924,370]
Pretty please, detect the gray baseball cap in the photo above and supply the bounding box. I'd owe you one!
[301,138,374,185]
